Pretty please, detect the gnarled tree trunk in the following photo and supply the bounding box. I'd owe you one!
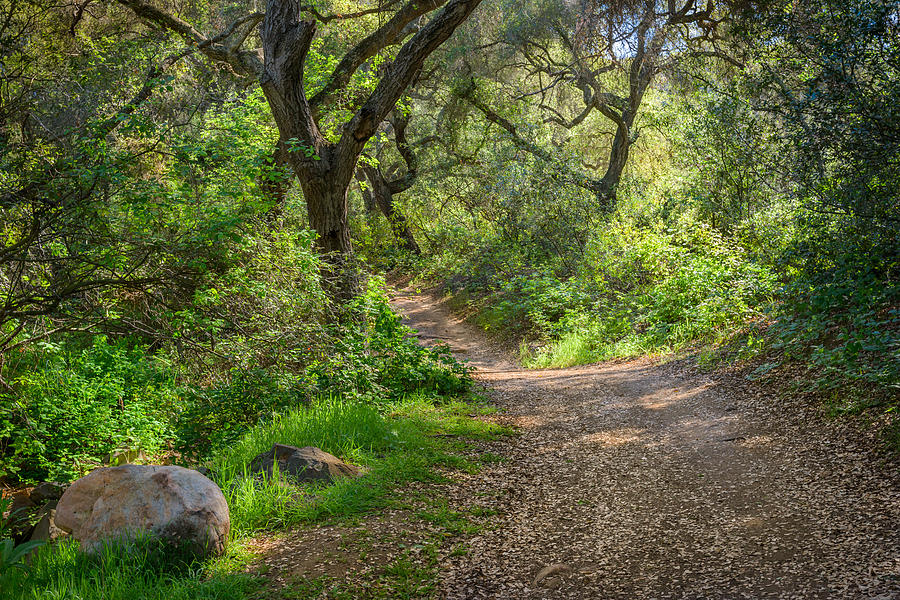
[298,168,361,298]
[595,72,650,203]
[118,0,482,301]
[257,0,480,299]
[362,165,421,254]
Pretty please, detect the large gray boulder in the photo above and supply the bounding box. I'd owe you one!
[55,465,229,557]
[248,444,361,483]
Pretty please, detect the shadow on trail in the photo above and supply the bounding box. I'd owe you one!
[391,289,900,600]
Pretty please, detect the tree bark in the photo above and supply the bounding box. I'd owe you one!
[356,168,377,213]
[299,172,360,299]
[595,73,650,202]
[363,166,421,254]
[593,5,656,203]
[119,0,483,301]
[256,7,360,298]
[257,0,480,297]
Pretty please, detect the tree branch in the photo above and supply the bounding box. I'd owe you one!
[115,0,263,78]
[387,109,418,193]
[258,4,322,157]
[338,0,483,162]
[308,0,449,114]
[300,1,402,24]
[457,79,606,197]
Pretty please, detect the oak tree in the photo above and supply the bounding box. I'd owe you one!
[117,0,483,298]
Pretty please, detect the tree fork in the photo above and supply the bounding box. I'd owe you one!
[118,0,483,301]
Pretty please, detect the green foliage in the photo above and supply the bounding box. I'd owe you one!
[0,266,473,481]
[339,281,471,398]
[671,90,784,237]
[471,273,592,339]
[0,18,279,348]
[173,369,308,462]
[768,239,900,404]
[0,537,44,578]
[740,0,900,228]
[2,536,258,600]
[210,392,509,534]
[259,278,470,405]
[0,497,46,583]
[419,207,777,369]
[0,337,177,482]
[526,218,776,367]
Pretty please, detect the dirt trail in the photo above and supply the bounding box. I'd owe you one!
[391,290,900,600]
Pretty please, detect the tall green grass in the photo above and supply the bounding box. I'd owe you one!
[6,392,508,599]
[211,393,508,533]
[1,536,258,600]
[212,396,393,478]
[211,396,395,531]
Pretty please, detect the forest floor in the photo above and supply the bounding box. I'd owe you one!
[251,289,900,600]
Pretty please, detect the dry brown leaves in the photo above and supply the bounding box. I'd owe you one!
[249,292,900,600]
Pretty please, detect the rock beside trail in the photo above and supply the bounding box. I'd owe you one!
[3,481,69,543]
[30,508,65,543]
[3,489,37,541]
[249,444,360,483]
[55,465,229,557]
[29,481,68,505]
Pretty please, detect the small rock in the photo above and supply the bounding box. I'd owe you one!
[3,488,36,515]
[55,465,229,557]
[533,563,572,587]
[29,482,68,505]
[29,508,66,543]
[248,444,361,483]
[3,489,38,541]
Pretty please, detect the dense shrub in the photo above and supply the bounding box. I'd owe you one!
[173,369,308,462]
[768,235,900,402]
[308,279,472,400]
[416,211,777,368]
[0,337,177,481]
[0,274,472,482]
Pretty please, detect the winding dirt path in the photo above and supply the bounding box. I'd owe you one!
[391,290,900,600]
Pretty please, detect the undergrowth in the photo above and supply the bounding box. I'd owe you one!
[5,385,510,599]
[419,216,777,369]
[1,536,259,600]
[410,197,898,449]
[0,259,504,599]
[0,277,469,482]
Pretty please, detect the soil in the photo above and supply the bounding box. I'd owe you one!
[253,289,900,599]
[390,290,900,599]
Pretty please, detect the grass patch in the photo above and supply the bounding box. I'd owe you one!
[7,391,510,599]
[275,489,504,599]
[415,500,481,537]
[2,536,261,600]
[523,328,683,369]
[211,393,509,533]
[281,545,440,600]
